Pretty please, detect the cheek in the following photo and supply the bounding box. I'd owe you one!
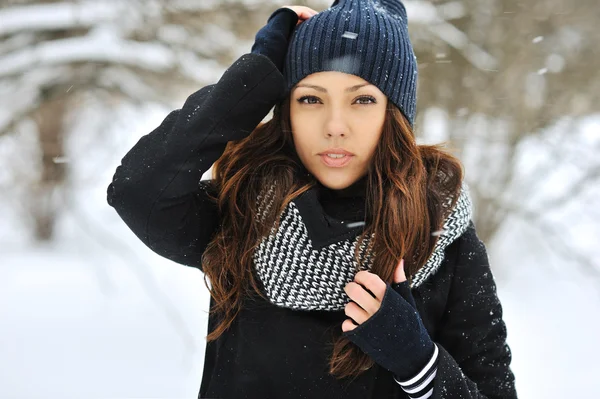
[354,114,385,152]
[291,132,313,160]
[290,113,319,153]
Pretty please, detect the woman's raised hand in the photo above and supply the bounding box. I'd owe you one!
[282,6,318,25]
[251,6,319,72]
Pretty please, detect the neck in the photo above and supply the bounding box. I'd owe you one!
[317,174,368,199]
[315,175,368,222]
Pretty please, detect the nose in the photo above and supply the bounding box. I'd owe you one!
[325,107,349,138]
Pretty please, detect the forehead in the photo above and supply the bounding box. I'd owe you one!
[296,71,370,87]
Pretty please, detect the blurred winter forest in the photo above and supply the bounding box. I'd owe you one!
[2,0,599,255]
[1,0,599,398]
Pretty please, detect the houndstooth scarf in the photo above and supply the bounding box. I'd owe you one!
[252,183,473,311]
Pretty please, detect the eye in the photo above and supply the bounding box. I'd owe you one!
[297,95,322,105]
[354,96,377,105]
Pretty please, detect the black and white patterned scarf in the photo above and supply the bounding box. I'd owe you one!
[252,183,473,311]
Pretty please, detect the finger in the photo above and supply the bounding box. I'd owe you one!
[297,7,318,19]
[353,271,387,302]
[285,9,311,25]
[341,318,357,333]
[284,6,318,21]
[393,258,407,284]
[344,300,370,325]
[344,281,381,315]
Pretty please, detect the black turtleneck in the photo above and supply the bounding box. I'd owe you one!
[315,174,368,223]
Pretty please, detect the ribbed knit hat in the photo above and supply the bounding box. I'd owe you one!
[283,0,418,126]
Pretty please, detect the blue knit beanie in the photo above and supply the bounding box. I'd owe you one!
[283,0,418,126]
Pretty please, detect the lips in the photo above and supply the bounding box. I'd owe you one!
[320,153,354,167]
[318,148,354,156]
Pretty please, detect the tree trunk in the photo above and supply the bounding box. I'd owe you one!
[30,94,67,241]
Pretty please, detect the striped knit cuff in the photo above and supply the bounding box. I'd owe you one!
[393,343,439,399]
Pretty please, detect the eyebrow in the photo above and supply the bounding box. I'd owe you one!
[294,83,372,93]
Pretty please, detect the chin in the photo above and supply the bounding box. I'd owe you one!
[314,173,358,190]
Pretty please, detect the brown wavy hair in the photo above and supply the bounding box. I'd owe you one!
[200,96,463,380]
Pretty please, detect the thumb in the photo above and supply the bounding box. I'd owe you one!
[391,259,417,309]
[393,258,407,284]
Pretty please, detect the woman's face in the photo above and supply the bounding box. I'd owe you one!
[289,71,387,190]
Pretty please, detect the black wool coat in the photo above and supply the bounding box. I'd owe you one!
[107,53,518,399]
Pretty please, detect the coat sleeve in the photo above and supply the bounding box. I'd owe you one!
[432,221,518,398]
[107,53,286,270]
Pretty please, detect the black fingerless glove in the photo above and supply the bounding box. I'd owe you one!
[342,281,436,381]
[251,8,299,73]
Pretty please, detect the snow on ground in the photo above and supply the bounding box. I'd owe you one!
[1,107,599,397]
[0,240,208,398]
[492,217,600,397]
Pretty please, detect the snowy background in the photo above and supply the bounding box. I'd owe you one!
[1,1,599,398]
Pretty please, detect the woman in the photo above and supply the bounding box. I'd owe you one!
[107,1,518,398]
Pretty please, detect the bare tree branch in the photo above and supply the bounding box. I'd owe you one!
[0,2,126,36]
